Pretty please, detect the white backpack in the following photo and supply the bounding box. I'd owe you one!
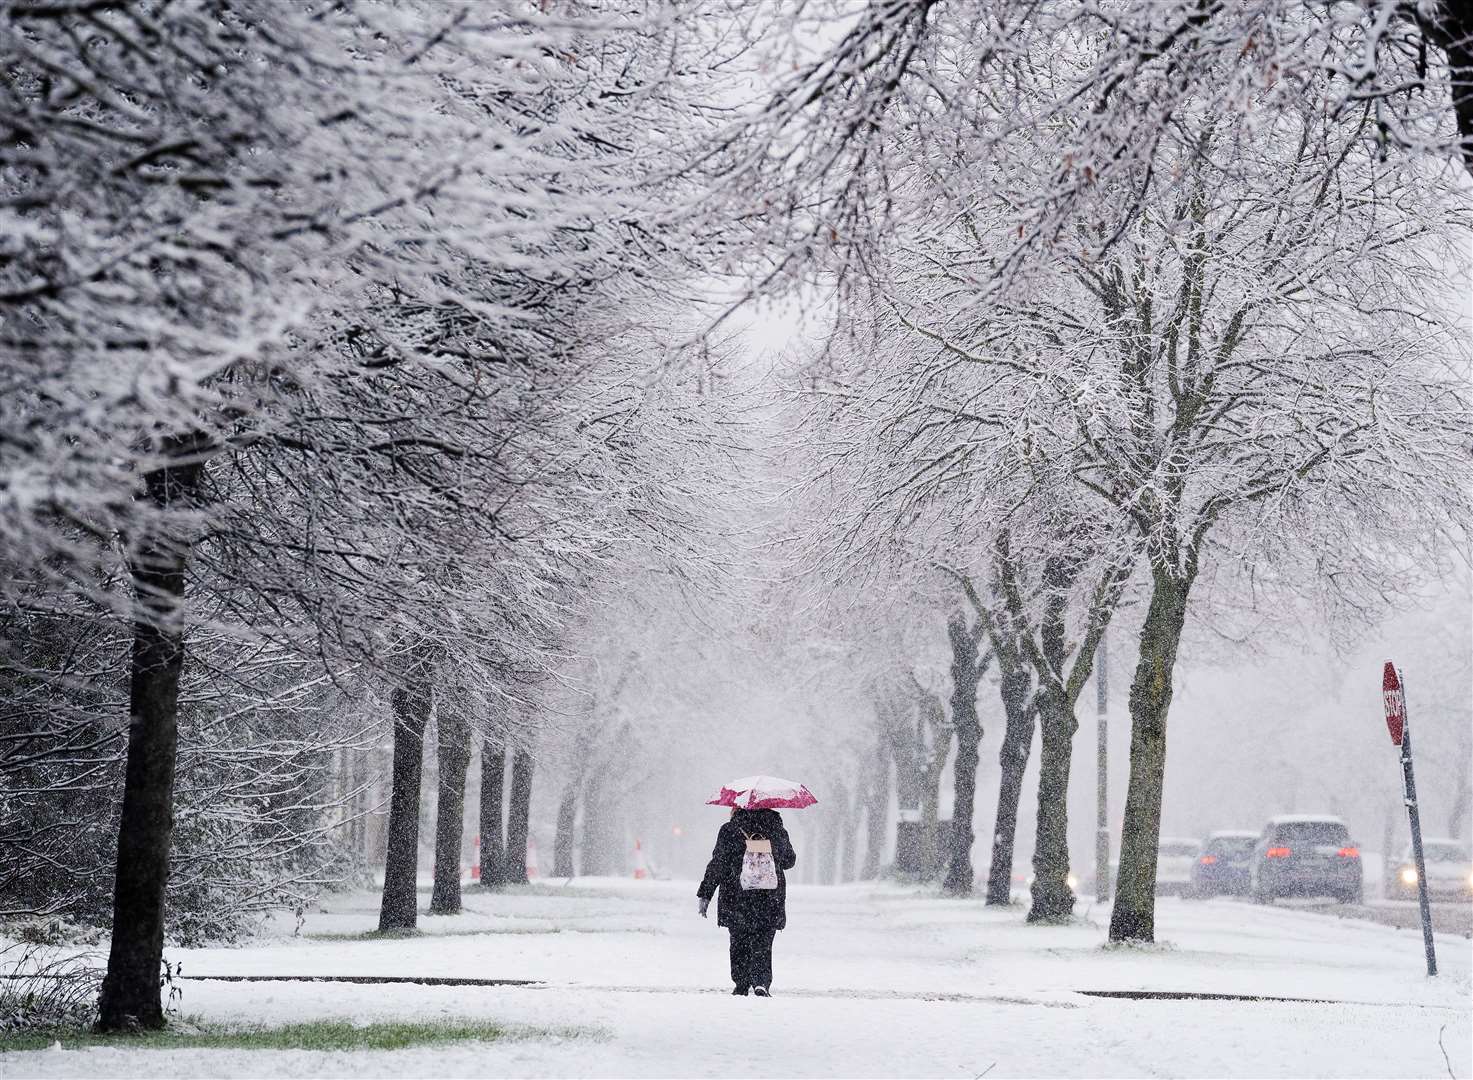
[739,831,779,890]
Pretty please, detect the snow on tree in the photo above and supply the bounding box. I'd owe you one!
[1,0,727,1027]
[802,61,1472,941]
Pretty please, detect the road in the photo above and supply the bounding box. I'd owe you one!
[1279,896,1473,937]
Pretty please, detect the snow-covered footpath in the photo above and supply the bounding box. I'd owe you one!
[3,878,1469,1078]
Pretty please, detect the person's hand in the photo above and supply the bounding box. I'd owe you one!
[698,897,710,918]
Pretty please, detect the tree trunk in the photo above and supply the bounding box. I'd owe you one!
[943,613,984,895]
[916,691,951,880]
[836,780,857,883]
[429,710,471,915]
[1027,686,1078,922]
[985,668,1034,905]
[347,747,366,868]
[504,749,534,884]
[944,721,980,895]
[861,740,890,879]
[1420,2,1473,177]
[822,779,845,884]
[478,742,506,888]
[580,773,610,876]
[891,707,923,877]
[97,445,204,1033]
[554,778,579,878]
[1451,719,1471,840]
[1109,571,1192,943]
[377,659,433,932]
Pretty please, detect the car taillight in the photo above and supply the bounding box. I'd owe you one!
[1337,847,1359,858]
[1199,855,1217,865]
[1265,847,1291,858]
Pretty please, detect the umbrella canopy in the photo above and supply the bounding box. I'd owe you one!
[707,775,817,810]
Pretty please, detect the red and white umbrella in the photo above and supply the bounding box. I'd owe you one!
[707,775,817,810]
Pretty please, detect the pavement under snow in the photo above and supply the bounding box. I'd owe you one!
[3,878,1469,1078]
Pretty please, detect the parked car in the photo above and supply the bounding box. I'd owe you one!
[1189,830,1259,897]
[1155,838,1201,896]
[1385,838,1473,901]
[1250,815,1362,904]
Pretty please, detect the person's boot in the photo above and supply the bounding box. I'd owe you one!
[732,985,750,996]
[752,986,770,997]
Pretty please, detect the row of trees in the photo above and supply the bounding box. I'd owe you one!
[4,0,1472,1032]
[762,0,1473,939]
[0,0,737,1029]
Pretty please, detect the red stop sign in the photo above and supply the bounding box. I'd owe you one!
[1382,662,1405,746]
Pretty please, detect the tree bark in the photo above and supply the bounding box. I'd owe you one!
[348,747,366,866]
[822,778,846,884]
[97,446,204,1032]
[835,779,856,883]
[429,710,471,915]
[985,667,1035,905]
[1027,685,1078,922]
[943,613,984,895]
[917,694,952,880]
[861,739,890,879]
[886,695,923,877]
[554,778,579,878]
[478,741,506,888]
[504,749,534,884]
[1109,570,1192,943]
[377,658,433,932]
[580,772,611,876]
[1419,2,1473,176]
[1451,718,1471,840]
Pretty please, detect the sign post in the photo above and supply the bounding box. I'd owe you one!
[1382,662,1437,977]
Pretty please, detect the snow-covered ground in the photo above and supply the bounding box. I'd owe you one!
[4,878,1469,1078]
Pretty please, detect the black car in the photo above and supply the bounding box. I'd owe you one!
[1250,815,1363,904]
[1189,830,1258,897]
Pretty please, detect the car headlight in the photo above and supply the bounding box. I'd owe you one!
[1400,867,1417,885]
[1066,873,1079,891]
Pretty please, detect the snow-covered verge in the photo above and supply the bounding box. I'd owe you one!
[2,878,1468,1078]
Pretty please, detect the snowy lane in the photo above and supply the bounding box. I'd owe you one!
[4,879,1469,1078]
[1276,897,1473,938]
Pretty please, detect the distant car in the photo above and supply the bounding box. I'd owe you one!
[1155,838,1201,896]
[1385,838,1473,901]
[1189,830,1259,897]
[1250,815,1362,904]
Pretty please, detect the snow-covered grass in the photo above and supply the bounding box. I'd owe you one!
[2,877,1468,1078]
[0,1018,556,1053]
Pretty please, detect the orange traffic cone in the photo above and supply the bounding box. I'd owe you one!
[470,834,481,881]
[526,836,540,880]
[633,838,648,880]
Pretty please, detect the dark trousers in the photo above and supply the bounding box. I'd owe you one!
[729,927,776,990]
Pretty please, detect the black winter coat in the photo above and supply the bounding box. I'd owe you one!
[696,808,797,931]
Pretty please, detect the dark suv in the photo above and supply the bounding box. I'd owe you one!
[1190,830,1258,897]
[1250,815,1362,904]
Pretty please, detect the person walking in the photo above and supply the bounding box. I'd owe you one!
[697,806,797,996]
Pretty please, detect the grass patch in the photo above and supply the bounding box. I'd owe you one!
[0,1018,550,1053]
